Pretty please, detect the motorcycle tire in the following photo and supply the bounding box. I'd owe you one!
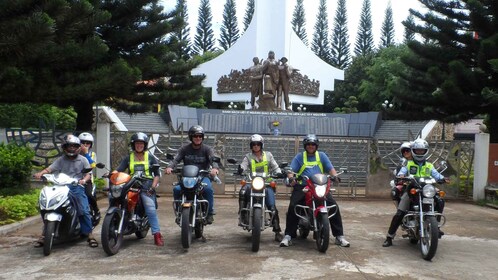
[316,213,330,253]
[251,208,262,252]
[43,221,57,256]
[420,216,439,261]
[135,216,150,239]
[194,211,204,239]
[101,212,123,256]
[181,207,192,249]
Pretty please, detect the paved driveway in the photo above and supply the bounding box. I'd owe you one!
[0,197,497,280]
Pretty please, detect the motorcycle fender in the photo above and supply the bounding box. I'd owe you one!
[182,202,192,208]
[105,206,121,216]
[253,203,262,209]
[314,206,327,217]
[45,212,63,222]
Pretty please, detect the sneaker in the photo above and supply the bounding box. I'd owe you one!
[274,232,284,242]
[335,236,350,247]
[206,214,214,224]
[154,233,164,246]
[280,235,292,247]
[382,237,393,247]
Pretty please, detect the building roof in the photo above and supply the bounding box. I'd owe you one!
[113,111,170,134]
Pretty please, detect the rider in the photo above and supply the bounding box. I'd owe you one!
[280,134,350,247]
[114,132,164,246]
[34,135,98,248]
[238,134,284,242]
[78,132,100,224]
[165,125,219,224]
[391,142,412,204]
[382,138,448,247]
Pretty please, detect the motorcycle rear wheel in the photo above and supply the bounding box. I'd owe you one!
[43,221,56,256]
[101,212,123,256]
[420,216,439,261]
[316,213,330,253]
[181,207,192,249]
[251,208,262,252]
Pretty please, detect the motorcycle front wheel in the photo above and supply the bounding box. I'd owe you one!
[316,213,330,253]
[194,209,204,239]
[420,216,439,261]
[101,212,123,256]
[43,221,57,256]
[181,207,192,249]
[251,207,262,252]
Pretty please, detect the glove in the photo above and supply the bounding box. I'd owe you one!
[146,188,156,197]
[331,176,341,183]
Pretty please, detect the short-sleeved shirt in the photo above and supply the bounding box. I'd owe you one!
[49,155,91,180]
[290,151,334,179]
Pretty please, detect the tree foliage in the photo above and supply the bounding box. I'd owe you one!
[330,0,351,69]
[379,2,396,48]
[354,0,375,56]
[242,0,255,32]
[395,0,498,142]
[219,0,239,51]
[311,0,330,63]
[172,0,192,60]
[292,0,308,46]
[193,0,215,55]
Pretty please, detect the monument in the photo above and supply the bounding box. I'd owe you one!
[191,0,344,111]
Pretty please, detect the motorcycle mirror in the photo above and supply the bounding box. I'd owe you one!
[31,160,43,166]
[81,168,93,173]
[339,167,347,173]
[96,163,105,169]
[279,162,288,168]
[227,158,237,164]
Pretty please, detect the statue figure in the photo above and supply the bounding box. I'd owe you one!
[248,57,263,109]
[277,57,297,111]
[261,50,279,100]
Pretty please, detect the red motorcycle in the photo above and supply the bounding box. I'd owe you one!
[291,169,346,253]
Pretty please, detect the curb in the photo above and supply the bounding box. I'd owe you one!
[0,215,40,236]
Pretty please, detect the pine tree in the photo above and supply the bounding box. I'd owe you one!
[193,0,215,55]
[172,0,192,60]
[242,0,255,32]
[395,0,498,142]
[403,14,416,43]
[330,0,351,69]
[379,2,395,49]
[292,0,308,46]
[219,0,240,50]
[354,0,374,56]
[311,0,330,63]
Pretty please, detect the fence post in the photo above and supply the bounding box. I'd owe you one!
[473,133,489,201]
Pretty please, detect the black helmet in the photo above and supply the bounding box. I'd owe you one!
[130,132,149,151]
[188,125,204,141]
[303,134,319,149]
[62,134,81,157]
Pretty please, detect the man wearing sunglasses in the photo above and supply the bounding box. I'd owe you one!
[280,134,350,248]
[165,125,219,224]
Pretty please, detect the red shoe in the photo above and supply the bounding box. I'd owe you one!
[154,233,164,246]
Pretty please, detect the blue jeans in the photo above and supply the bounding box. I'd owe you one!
[140,191,161,234]
[68,185,92,235]
[173,177,214,214]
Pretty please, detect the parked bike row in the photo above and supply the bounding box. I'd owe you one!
[32,127,448,261]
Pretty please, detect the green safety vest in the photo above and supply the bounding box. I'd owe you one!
[251,152,269,175]
[297,151,324,176]
[406,161,434,177]
[130,152,153,179]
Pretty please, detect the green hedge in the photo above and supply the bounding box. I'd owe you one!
[0,142,35,192]
[0,189,40,225]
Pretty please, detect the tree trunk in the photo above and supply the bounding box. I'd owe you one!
[74,101,94,132]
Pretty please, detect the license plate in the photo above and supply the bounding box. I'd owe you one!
[422,198,434,204]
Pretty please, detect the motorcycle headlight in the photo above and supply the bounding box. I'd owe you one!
[182,177,197,189]
[422,185,436,198]
[252,177,265,191]
[315,184,327,197]
[110,184,124,198]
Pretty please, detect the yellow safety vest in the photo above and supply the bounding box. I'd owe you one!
[130,152,153,179]
[251,152,269,174]
[297,151,324,176]
[406,161,434,177]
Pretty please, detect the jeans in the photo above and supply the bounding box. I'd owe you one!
[173,177,214,214]
[239,184,277,209]
[68,184,92,235]
[140,191,161,234]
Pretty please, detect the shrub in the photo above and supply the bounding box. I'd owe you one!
[0,143,35,191]
[0,189,40,225]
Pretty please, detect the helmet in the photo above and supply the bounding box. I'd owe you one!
[250,134,264,149]
[130,132,149,151]
[411,138,429,162]
[62,134,81,157]
[78,132,94,148]
[188,125,204,141]
[303,134,319,149]
[400,142,411,156]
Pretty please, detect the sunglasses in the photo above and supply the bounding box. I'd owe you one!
[305,143,317,146]
[81,141,92,145]
[68,144,80,148]
[251,142,262,146]
[193,135,203,139]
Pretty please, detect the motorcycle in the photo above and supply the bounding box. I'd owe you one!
[395,174,447,261]
[99,163,158,256]
[169,156,221,249]
[37,168,95,256]
[228,158,287,252]
[289,169,346,253]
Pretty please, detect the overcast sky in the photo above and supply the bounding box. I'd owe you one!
[160,0,425,49]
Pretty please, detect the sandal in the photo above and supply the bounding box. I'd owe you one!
[87,237,99,248]
[33,236,44,248]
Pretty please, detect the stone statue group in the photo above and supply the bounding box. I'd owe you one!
[249,50,298,111]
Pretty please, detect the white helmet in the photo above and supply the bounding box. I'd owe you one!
[411,138,429,162]
[250,134,264,149]
[78,132,94,148]
[400,142,411,156]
